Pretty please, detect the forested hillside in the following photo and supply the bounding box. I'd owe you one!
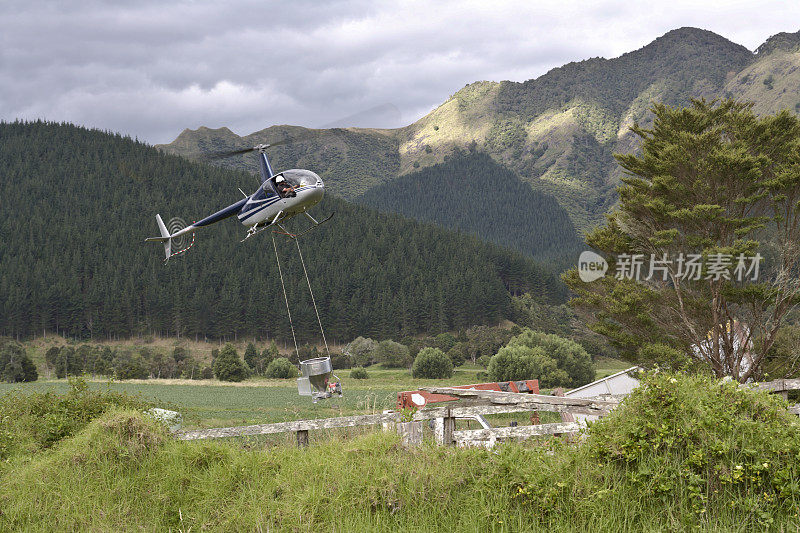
[358,152,582,266]
[157,27,800,234]
[0,121,566,342]
[162,125,401,198]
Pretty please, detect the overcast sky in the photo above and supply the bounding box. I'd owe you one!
[1,0,798,144]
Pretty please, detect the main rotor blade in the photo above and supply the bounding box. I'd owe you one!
[203,128,345,160]
[205,147,260,160]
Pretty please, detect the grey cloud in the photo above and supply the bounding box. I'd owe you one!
[2,0,799,144]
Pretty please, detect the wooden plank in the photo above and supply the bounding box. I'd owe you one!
[450,404,540,418]
[454,422,582,443]
[421,387,618,412]
[751,379,800,392]
[296,430,309,447]
[176,412,402,440]
[396,421,423,447]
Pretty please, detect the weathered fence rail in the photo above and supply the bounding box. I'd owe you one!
[174,378,800,447]
[420,386,617,415]
[453,422,583,446]
[751,378,800,400]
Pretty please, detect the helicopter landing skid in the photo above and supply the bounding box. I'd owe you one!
[272,212,334,240]
[241,223,270,242]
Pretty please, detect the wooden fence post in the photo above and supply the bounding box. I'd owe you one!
[397,421,423,447]
[442,410,455,446]
[296,430,309,448]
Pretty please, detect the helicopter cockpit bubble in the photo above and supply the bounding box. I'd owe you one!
[282,169,322,188]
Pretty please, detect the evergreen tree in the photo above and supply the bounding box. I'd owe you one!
[565,100,800,381]
[243,342,259,369]
[212,343,249,382]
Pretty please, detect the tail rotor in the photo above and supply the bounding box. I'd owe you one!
[146,215,194,262]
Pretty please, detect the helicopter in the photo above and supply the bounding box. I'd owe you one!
[145,143,332,261]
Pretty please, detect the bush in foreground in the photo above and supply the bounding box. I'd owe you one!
[412,347,453,379]
[503,372,800,528]
[0,378,149,461]
[265,357,298,379]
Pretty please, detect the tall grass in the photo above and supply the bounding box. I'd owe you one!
[1,373,799,531]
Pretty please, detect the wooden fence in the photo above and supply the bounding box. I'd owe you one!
[173,378,800,447]
[175,387,616,447]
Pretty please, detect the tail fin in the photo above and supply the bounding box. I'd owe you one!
[144,214,172,260]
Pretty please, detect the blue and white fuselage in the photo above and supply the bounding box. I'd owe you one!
[146,148,327,260]
[237,169,324,227]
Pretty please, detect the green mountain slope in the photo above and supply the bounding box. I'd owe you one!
[358,152,583,266]
[158,27,800,234]
[162,125,402,198]
[399,28,753,231]
[0,121,566,342]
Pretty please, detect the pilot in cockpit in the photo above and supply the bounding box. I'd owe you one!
[275,175,296,198]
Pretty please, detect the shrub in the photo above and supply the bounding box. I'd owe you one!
[447,343,467,367]
[265,357,298,379]
[507,329,594,387]
[350,367,369,379]
[247,342,278,376]
[172,346,188,363]
[200,367,214,379]
[584,372,800,522]
[487,345,567,387]
[212,344,250,382]
[637,343,692,371]
[55,346,80,378]
[0,377,150,460]
[376,340,412,368]
[112,350,149,380]
[0,340,37,382]
[344,337,378,367]
[243,343,258,369]
[44,346,61,370]
[492,373,800,529]
[412,348,453,379]
[330,352,352,370]
[400,336,428,359]
[262,341,279,364]
[434,333,457,352]
[179,358,203,380]
[297,344,320,363]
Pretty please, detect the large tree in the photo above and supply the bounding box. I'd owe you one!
[565,99,800,382]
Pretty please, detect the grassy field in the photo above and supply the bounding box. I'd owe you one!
[0,360,631,430]
[2,373,798,531]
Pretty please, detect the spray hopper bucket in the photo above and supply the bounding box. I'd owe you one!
[297,356,340,401]
[301,357,332,390]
